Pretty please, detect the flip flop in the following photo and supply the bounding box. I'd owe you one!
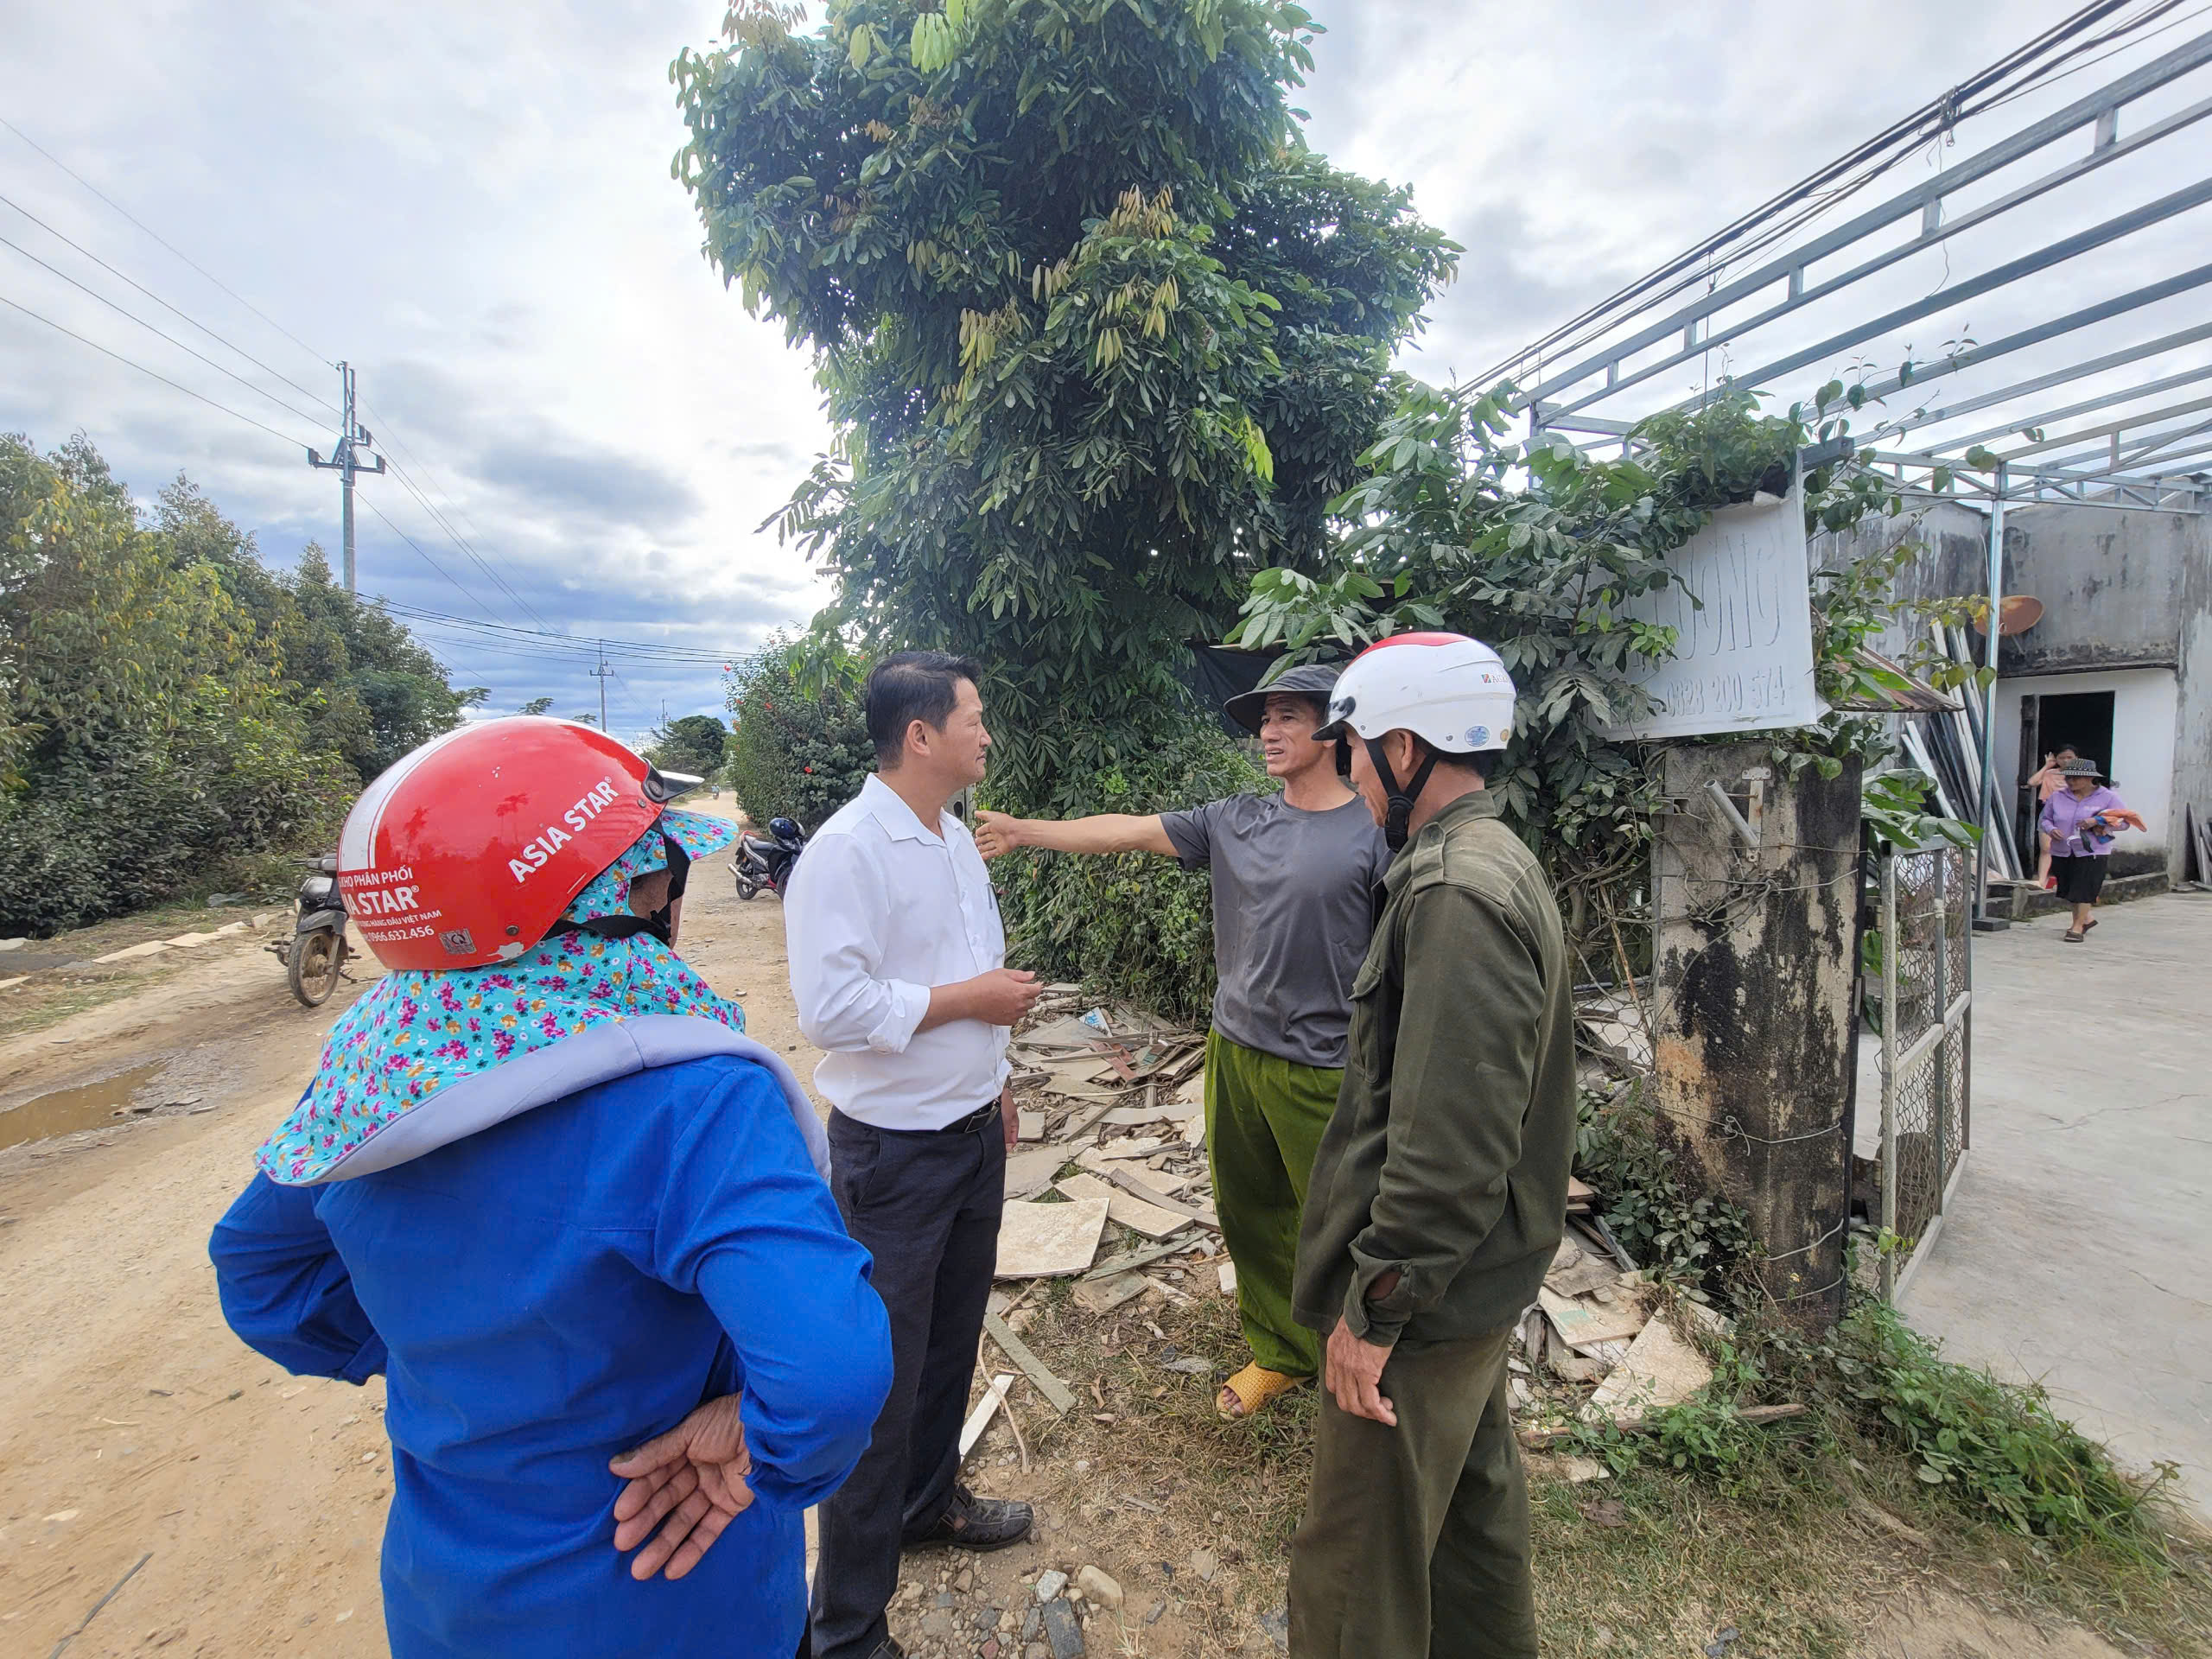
[2064,928,2085,943]
[2084,917,2099,931]
[1217,1363,1304,1421]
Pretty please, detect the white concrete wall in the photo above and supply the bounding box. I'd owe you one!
[1993,667,2180,850]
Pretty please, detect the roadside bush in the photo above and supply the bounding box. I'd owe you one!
[1826,1299,2169,1551]
[2,435,488,935]
[723,633,874,830]
[0,691,347,934]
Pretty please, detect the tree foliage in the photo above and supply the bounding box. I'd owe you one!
[0,432,479,935]
[154,478,485,784]
[646,714,732,781]
[722,631,877,829]
[671,0,1456,817]
[1230,378,1971,950]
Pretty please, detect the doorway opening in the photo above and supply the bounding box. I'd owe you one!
[2013,690,2117,861]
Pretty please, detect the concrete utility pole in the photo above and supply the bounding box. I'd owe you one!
[1648,742,1862,1329]
[591,643,614,734]
[306,362,386,594]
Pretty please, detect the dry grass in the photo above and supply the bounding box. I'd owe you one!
[990,1234,2212,1659]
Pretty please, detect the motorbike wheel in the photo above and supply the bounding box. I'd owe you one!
[734,874,762,900]
[288,931,343,1007]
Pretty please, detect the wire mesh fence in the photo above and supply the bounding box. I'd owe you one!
[1875,841,1973,1300]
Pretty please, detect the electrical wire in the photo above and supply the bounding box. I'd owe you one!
[357,493,513,624]
[0,112,337,373]
[376,600,740,663]
[1978,0,2212,109]
[0,228,334,430]
[2,118,725,658]
[3,118,558,631]
[0,289,318,449]
[378,458,556,632]
[0,186,342,419]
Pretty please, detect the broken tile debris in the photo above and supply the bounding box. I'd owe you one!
[995,1195,1109,1280]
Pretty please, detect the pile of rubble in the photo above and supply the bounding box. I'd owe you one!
[992,993,1220,1311]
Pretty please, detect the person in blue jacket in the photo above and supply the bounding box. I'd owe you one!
[209,716,892,1658]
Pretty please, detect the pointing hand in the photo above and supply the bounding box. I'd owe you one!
[974,810,1024,861]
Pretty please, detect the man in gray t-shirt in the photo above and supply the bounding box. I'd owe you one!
[976,664,1389,1418]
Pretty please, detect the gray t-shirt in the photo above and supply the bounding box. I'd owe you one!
[1160,792,1392,1070]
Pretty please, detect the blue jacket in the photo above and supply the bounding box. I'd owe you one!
[210,1051,890,1658]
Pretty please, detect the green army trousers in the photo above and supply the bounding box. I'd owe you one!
[1205,1030,1338,1379]
[1288,1327,1537,1659]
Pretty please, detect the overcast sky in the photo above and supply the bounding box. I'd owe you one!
[2,1,2197,741]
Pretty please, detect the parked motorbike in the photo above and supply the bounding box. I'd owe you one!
[732,817,806,900]
[267,854,352,1007]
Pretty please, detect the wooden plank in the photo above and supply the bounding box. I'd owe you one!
[982,1312,1076,1414]
[1083,1236,1198,1281]
[1519,1402,1804,1451]
[958,1374,1016,1459]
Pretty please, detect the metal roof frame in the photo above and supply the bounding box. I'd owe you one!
[1503,23,2212,516]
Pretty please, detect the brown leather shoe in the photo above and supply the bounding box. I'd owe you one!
[902,1484,1033,1552]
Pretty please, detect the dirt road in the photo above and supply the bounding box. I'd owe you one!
[0,810,824,1658]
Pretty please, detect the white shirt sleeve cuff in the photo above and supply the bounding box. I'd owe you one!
[865,980,932,1055]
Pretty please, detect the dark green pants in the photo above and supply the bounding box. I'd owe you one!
[1205,1030,1338,1379]
[1288,1328,1537,1659]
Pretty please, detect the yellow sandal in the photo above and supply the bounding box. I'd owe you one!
[1217,1363,1304,1421]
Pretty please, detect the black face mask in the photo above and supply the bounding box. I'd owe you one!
[574,830,692,946]
[1361,735,1439,853]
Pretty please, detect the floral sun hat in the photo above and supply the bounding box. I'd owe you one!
[257,810,755,1185]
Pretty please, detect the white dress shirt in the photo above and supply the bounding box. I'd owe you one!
[784,773,1012,1129]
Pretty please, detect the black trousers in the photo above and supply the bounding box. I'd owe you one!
[2051,853,2109,905]
[810,1106,1005,1659]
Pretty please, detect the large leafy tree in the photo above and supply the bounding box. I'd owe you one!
[672,0,1457,817]
[646,713,732,779]
[155,478,484,785]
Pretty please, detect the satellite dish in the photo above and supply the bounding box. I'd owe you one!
[1969,594,2044,636]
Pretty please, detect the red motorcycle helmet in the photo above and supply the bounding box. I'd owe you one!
[335,716,691,972]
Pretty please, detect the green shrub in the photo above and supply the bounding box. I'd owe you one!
[987,721,1264,1024]
[1575,1084,1759,1306]
[1827,1299,2168,1551]
[723,632,874,830]
[1,435,369,935]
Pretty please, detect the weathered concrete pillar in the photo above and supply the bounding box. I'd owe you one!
[1649,741,1860,1327]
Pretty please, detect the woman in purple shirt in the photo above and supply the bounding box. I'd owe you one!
[2038,758,2146,942]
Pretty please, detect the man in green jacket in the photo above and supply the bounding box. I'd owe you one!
[1290,632,1576,1659]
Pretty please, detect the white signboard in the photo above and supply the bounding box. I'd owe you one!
[1599,485,1826,741]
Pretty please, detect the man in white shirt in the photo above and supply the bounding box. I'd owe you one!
[788,652,1044,1659]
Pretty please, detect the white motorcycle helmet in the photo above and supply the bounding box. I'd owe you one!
[1313,632,1516,848]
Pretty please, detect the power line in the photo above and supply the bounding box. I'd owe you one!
[0,116,652,645]
[378,456,555,630]
[391,625,737,671]
[375,599,737,657]
[0,113,336,373]
[0,289,317,448]
[356,493,512,624]
[3,117,581,632]
[0,186,342,418]
[0,228,333,429]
